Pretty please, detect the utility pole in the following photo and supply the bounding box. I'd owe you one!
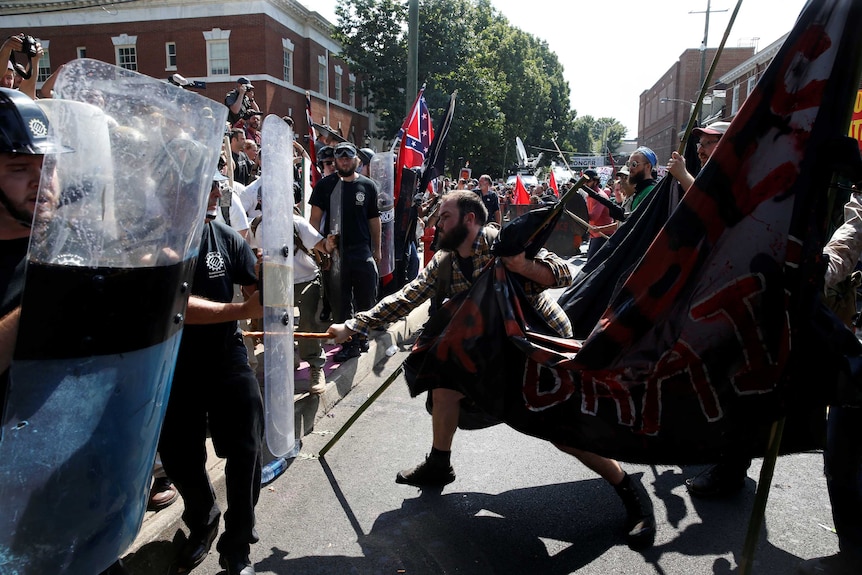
[690,1,727,120]
[406,0,419,117]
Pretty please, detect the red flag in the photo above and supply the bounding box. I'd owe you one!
[607,146,615,175]
[305,92,321,187]
[393,86,433,202]
[548,168,559,196]
[513,173,530,205]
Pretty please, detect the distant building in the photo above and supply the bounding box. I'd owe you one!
[0,0,373,147]
[638,46,755,165]
[718,34,788,121]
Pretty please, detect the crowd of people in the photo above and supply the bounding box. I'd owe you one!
[1,29,859,575]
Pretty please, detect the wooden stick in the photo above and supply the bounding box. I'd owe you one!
[242,330,332,339]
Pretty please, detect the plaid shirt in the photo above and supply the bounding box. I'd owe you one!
[348,226,573,337]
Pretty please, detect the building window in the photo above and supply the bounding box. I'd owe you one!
[203,28,231,77]
[76,46,86,59]
[334,65,342,101]
[731,85,740,115]
[111,34,138,71]
[318,54,327,95]
[36,40,50,82]
[746,75,756,97]
[165,42,177,71]
[349,74,356,108]
[117,46,137,71]
[282,38,294,84]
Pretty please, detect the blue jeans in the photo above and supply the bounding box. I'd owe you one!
[825,405,862,563]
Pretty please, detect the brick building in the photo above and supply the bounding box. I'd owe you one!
[637,46,755,165]
[0,0,373,147]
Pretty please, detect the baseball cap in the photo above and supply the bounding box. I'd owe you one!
[237,76,254,89]
[618,165,630,176]
[692,121,731,137]
[583,169,600,180]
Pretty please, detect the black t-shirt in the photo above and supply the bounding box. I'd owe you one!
[176,221,257,365]
[224,89,252,124]
[309,174,380,260]
[232,151,253,186]
[474,189,500,222]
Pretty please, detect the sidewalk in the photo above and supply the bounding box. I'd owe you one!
[126,300,430,556]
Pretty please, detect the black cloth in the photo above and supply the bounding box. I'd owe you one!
[159,221,263,559]
[0,238,28,417]
[309,175,380,262]
[474,189,500,223]
[232,151,253,187]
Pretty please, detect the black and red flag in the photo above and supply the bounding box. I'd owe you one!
[405,0,862,464]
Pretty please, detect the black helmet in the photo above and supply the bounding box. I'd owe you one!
[358,147,375,166]
[0,88,66,155]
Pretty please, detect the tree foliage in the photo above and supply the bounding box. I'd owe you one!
[332,0,622,178]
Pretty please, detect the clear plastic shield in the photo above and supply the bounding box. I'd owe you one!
[0,58,227,574]
[370,151,395,277]
[260,115,295,457]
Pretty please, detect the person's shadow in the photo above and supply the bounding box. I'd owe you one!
[124,465,807,574]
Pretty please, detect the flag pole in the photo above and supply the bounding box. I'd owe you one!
[318,364,405,458]
[738,417,785,575]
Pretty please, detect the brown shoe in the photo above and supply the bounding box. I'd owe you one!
[147,477,178,511]
[296,367,326,395]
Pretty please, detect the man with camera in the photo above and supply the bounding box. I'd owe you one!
[224,76,260,125]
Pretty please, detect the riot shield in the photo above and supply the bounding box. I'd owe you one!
[326,181,344,319]
[0,58,227,574]
[260,115,296,458]
[370,151,395,277]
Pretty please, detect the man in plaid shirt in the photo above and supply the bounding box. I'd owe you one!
[328,190,656,548]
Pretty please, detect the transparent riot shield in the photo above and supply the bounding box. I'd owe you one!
[0,58,227,575]
[260,115,296,458]
[370,151,395,277]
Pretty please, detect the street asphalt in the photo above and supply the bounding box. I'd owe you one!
[121,254,841,575]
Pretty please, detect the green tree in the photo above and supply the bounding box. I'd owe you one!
[332,0,624,178]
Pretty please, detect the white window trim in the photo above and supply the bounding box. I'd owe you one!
[111,34,138,71]
[76,46,86,59]
[203,29,231,78]
[282,38,294,84]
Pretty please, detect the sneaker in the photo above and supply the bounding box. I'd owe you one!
[685,461,748,498]
[798,553,862,575]
[395,455,456,487]
[219,553,255,575]
[296,367,326,395]
[334,343,361,363]
[147,477,178,511]
[614,473,656,549]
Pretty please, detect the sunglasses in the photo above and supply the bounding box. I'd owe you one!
[334,147,357,159]
[626,160,641,169]
[697,138,720,148]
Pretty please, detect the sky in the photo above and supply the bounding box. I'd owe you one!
[302,0,810,137]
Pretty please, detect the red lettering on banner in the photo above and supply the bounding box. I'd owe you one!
[689,273,776,393]
[434,299,484,373]
[522,358,576,411]
[640,340,722,436]
[580,370,635,427]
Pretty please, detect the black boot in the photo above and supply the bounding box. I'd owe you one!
[614,473,656,549]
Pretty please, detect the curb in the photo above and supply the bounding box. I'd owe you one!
[125,300,430,556]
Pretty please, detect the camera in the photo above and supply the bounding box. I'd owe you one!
[19,35,38,58]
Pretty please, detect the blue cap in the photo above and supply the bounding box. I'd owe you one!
[633,146,657,169]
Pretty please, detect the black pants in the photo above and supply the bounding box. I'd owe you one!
[332,255,378,323]
[159,342,263,558]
